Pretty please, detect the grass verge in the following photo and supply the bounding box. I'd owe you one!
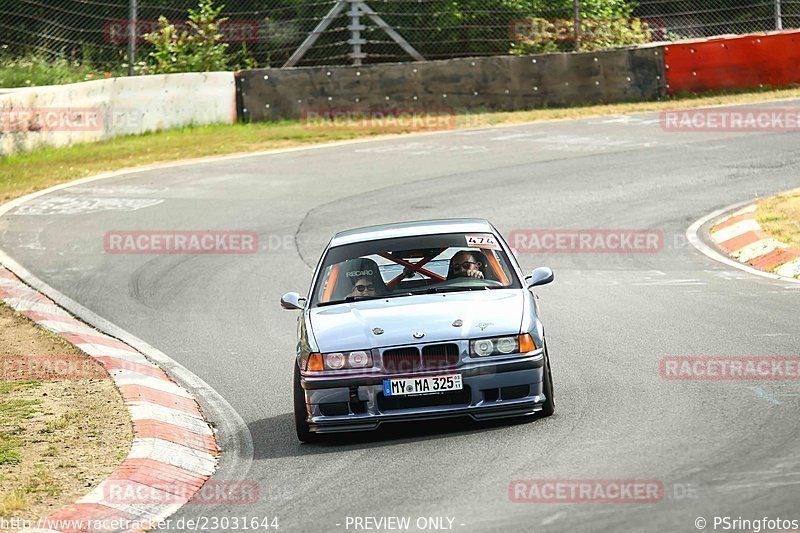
[2,85,800,203]
[0,302,131,521]
[757,188,800,250]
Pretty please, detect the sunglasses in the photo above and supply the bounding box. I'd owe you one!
[451,261,479,271]
[353,284,375,292]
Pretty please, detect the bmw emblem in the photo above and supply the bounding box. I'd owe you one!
[413,331,425,339]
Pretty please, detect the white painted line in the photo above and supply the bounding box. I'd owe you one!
[80,484,187,525]
[732,238,786,263]
[72,343,142,358]
[710,218,761,243]
[0,297,60,314]
[104,357,165,373]
[80,479,190,510]
[776,258,800,278]
[128,403,212,435]
[731,204,758,217]
[128,438,217,476]
[114,372,193,398]
[686,201,800,285]
[35,320,104,336]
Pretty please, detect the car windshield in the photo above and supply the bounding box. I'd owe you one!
[311,232,521,307]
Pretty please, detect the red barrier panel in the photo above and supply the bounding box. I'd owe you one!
[663,30,800,95]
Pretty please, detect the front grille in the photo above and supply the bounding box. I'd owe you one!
[422,343,460,370]
[378,386,471,411]
[383,347,421,373]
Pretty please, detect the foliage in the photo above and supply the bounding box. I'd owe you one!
[510,0,654,54]
[144,0,236,73]
[0,47,129,88]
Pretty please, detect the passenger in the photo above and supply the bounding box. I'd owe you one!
[447,250,487,279]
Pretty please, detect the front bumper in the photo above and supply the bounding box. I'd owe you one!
[300,351,546,433]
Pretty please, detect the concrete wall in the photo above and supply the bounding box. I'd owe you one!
[236,48,667,122]
[0,72,236,156]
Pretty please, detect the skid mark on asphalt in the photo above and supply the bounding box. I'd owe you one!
[353,142,489,155]
[9,196,164,215]
[587,115,662,126]
[750,386,782,405]
[487,132,659,151]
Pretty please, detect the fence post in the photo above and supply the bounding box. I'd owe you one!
[573,0,581,52]
[128,0,137,76]
[775,0,783,30]
[348,0,366,65]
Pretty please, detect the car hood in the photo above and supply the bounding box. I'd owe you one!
[309,290,524,352]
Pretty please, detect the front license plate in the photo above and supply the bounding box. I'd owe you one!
[383,374,463,397]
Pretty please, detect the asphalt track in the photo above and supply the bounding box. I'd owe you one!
[1,101,800,533]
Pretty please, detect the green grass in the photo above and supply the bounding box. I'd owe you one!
[0,399,41,421]
[0,50,124,88]
[757,188,800,250]
[2,85,800,204]
[0,396,41,465]
[0,438,23,465]
[0,380,40,395]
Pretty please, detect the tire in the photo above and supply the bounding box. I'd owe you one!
[539,340,555,417]
[294,364,320,442]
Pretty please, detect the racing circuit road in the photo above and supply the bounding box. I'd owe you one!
[1,101,799,532]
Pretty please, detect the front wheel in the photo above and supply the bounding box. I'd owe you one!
[539,340,555,417]
[294,364,320,442]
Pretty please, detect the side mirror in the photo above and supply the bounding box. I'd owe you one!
[526,267,554,288]
[280,292,306,310]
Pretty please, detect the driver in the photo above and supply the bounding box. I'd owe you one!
[348,276,379,298]
[448,250,486,279]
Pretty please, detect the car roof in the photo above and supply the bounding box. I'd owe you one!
[330,218,496,247]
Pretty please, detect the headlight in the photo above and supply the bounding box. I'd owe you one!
[348,350,371,368]
[314,350,374,371]
[469,334,537,357]
[496,337,517,354]
[324,352,345,370]
[473,339,495,357]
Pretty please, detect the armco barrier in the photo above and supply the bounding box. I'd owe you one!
[663,30,800,95]
[0,72,236,156]
[236,48,667,122]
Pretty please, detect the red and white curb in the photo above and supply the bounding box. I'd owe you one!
[710,204,800,279]
[0,265,220,532]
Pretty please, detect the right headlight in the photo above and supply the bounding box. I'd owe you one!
[470,334,536,357]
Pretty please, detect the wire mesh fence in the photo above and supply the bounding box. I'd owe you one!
[2,0,799,70]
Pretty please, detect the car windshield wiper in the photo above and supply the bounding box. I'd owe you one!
[316,293,415,307]
[424,286,488,294]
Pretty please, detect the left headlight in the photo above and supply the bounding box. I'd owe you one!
[470,334,536,357]
[316,350,373,371]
